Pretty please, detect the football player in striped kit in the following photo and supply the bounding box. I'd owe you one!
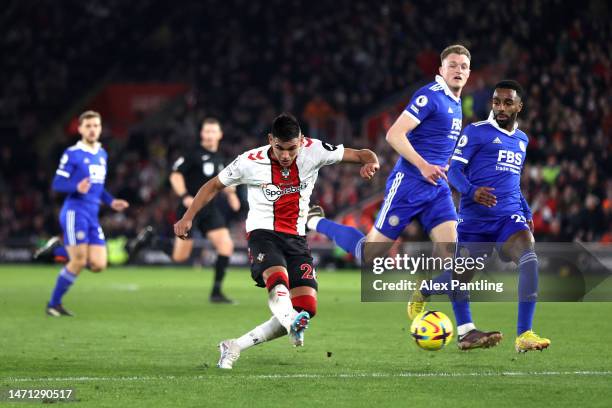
[174,113,379,368]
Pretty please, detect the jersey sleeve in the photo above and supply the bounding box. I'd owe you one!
[171,152,192,174]
[403,89,437,124]
[55,150,77,179]
[308,138,345,167]
[451,125,481,165]
[217,155,245,187]
[52,150,79,193]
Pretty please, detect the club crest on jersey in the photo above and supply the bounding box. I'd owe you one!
[261,182,308,202]
[281,167,290,180]
[519,141,527,152]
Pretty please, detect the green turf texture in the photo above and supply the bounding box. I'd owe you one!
[1,265,611,407]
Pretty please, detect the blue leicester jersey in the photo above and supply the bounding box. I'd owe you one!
[450,115,529,221]
[53,141,109,213]
[395,75,463,181]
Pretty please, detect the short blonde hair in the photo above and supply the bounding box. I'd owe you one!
[440,44,471,63]
[78,110,101,125]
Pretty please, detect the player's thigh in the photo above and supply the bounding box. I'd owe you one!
[429,221,458,259]
[286,250,318,291]
[248,230,287,287]
[422,185,458,241]
[362,227,396,262]
[206,227,234,257]
[500,230,534,264]
[172,238,193,262]
[88,245,107,272]
[456,228,496,260]
[65,244,88,274]
[429,220,458,242]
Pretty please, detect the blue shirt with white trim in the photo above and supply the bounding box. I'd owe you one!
[52,141,112,214]
[395,75,463,182]
[449,114,530,221]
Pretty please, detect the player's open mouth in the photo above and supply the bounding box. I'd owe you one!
[496,114,508,120]
[454,76,462,80]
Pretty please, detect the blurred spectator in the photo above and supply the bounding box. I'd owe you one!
[0,0,610,244]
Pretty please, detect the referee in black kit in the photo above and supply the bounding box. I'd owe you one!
[171,118,241,303]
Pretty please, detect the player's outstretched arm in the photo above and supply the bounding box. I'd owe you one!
[386,113,447,185]
[174,176,226,239]
[341,148,380,180]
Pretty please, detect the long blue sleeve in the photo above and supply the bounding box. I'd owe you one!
[448,161,476,199]
[520,192,532,219]
[51,174,79,193]
[101,189,115,205]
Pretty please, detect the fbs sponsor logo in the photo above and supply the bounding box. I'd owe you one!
[261,182,308,202]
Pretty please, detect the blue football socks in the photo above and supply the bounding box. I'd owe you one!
[517,251,538,335]
[316,219,365,259]
[49,267,77,307]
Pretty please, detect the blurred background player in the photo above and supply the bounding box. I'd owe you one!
[307,44,501,348]
[174,113,379,369]
[45,111,129,316]
[129,118,240,303]
[448,80,550,352]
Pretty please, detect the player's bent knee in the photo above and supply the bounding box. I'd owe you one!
[217,240,234,257]
[172,252,190,263]
[264,269,289,291]
[68,257,87,272]
[291,294,317,318]
[89,263,106,273]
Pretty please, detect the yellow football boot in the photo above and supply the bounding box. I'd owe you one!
[515,330,551,353]
[407,286,428,320]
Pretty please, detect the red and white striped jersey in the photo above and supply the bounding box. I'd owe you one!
[218,138,344,235]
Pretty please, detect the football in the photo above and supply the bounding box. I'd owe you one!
[410,311,454,351]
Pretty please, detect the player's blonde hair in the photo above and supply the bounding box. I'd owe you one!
[78,110,101,125]
[440,44,471,63]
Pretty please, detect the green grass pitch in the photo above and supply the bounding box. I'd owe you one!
[1,265,611,407]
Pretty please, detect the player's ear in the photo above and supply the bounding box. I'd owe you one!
[517,100,524,113]
[268,133,274,145]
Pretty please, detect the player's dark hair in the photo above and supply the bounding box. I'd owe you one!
[495,80,524,100]
[440,44,471,63]
[271,113,301,141]
[202,117,221,128]
[78,110,101,124]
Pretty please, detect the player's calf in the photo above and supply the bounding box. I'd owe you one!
[264,269,297,332]
[290,294,317,346]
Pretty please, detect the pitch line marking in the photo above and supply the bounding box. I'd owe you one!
[4,371,612,382]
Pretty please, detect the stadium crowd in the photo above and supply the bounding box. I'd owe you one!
[0,0,610,246]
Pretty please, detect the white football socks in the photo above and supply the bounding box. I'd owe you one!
[268,284,297,332]
[235,316,286,351]
[457,322,476,336]
[306,216,322,231]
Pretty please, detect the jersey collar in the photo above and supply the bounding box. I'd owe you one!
[487,111,519,136]
[435,75,461,103]
[76,141,101,154]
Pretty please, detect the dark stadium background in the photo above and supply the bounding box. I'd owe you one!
[0,0,610,264]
